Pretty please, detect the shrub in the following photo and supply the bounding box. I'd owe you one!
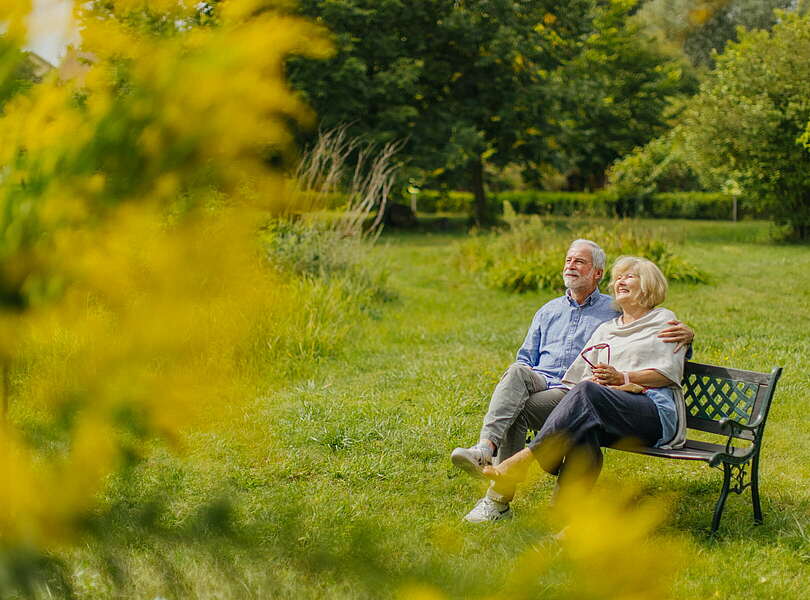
[606,130,704,202]
[262,219,394,308]
[647,192,727,219]
[458,211,709,293]
[494,191,616,217]
[411,190,475,213]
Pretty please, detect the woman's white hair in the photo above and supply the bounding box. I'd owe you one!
[609,256,668,308]
[568,239,606,280]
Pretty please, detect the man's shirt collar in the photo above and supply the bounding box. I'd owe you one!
[565,287,602,307]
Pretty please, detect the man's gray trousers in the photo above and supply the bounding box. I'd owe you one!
[479,362,567,465]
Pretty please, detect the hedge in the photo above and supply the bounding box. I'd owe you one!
[411,190,764,220]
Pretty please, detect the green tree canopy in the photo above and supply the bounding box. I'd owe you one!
[288,0,685,222]
[548,0,695,189]
[636,0,800,67]
[289,0,595,223]
[679,11,810,239]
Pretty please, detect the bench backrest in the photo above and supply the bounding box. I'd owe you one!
[682,361,782,441]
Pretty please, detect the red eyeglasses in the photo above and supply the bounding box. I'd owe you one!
[580,343,611,368]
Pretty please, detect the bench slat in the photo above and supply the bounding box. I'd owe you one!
[683,361,772,385]
[619,439,752,462]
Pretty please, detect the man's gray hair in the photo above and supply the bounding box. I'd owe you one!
[568,239,606,279]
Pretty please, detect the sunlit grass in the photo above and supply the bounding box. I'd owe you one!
[19,218,802,598]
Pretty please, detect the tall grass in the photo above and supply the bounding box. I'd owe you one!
[263,127,402,337]
[289,126,404,241]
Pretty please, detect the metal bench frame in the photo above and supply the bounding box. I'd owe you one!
[617,361,783,533]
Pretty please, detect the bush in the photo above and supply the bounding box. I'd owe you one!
[413,190,615,216]
[645,192,722,219]
[606,130,704,202]
[262,219,394,307]
[457,212,709,293]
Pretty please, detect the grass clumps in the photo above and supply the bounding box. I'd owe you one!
[457,204,709,293]
[263,219,394,307]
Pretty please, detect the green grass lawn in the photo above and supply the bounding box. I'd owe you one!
[65,219,809,598]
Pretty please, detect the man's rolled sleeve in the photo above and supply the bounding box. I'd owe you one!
[516,310,543,368]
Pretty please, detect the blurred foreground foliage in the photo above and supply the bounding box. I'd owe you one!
[458,204,709,293]
[0,0,378,595]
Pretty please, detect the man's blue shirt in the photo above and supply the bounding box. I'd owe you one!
[516,288,618,388]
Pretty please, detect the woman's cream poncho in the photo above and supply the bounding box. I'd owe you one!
[562,307,688,449]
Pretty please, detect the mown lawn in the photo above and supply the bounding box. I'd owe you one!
[68,218,809,599]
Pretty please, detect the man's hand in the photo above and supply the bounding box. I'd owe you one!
[658,320,694,353]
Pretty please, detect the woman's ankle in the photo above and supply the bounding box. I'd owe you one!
[486,485,513,505]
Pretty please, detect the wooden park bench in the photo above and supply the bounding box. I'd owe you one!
[616,361,783,533]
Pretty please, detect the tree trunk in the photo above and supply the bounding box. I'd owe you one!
[471,156,489,227]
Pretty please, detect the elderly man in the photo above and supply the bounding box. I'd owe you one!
[451,239,693,522]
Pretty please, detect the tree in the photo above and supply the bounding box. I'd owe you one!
[636,0,800,67]
[679,11,810,239]
[548,0,696,189]
[288,0,595,224]
[289,1,692,221]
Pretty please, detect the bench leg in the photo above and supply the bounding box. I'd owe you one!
[751,454,763,525]
[711,463,732,534]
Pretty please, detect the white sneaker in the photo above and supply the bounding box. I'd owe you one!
[450,444,493,479]
[463,497,512,523]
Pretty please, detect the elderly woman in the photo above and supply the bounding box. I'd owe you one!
[482,256,687,502]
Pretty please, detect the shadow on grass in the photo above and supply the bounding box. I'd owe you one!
[648,476,810,546]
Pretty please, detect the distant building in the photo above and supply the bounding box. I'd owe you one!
[19,49,94,86]
[24,51,54,81]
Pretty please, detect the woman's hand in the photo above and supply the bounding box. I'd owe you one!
[591,363,622,386]
[609,382,647,394]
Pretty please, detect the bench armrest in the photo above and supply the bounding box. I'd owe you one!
[716,416,764,460]
[707,446,756,467]
[717,415,764,435]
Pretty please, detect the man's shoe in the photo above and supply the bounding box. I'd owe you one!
[463,497,512,523]
[450,445,492,479]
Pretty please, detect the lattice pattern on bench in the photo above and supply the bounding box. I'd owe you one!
[683,373,758,424]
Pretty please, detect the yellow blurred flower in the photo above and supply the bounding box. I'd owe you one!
[0,0,335,551]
